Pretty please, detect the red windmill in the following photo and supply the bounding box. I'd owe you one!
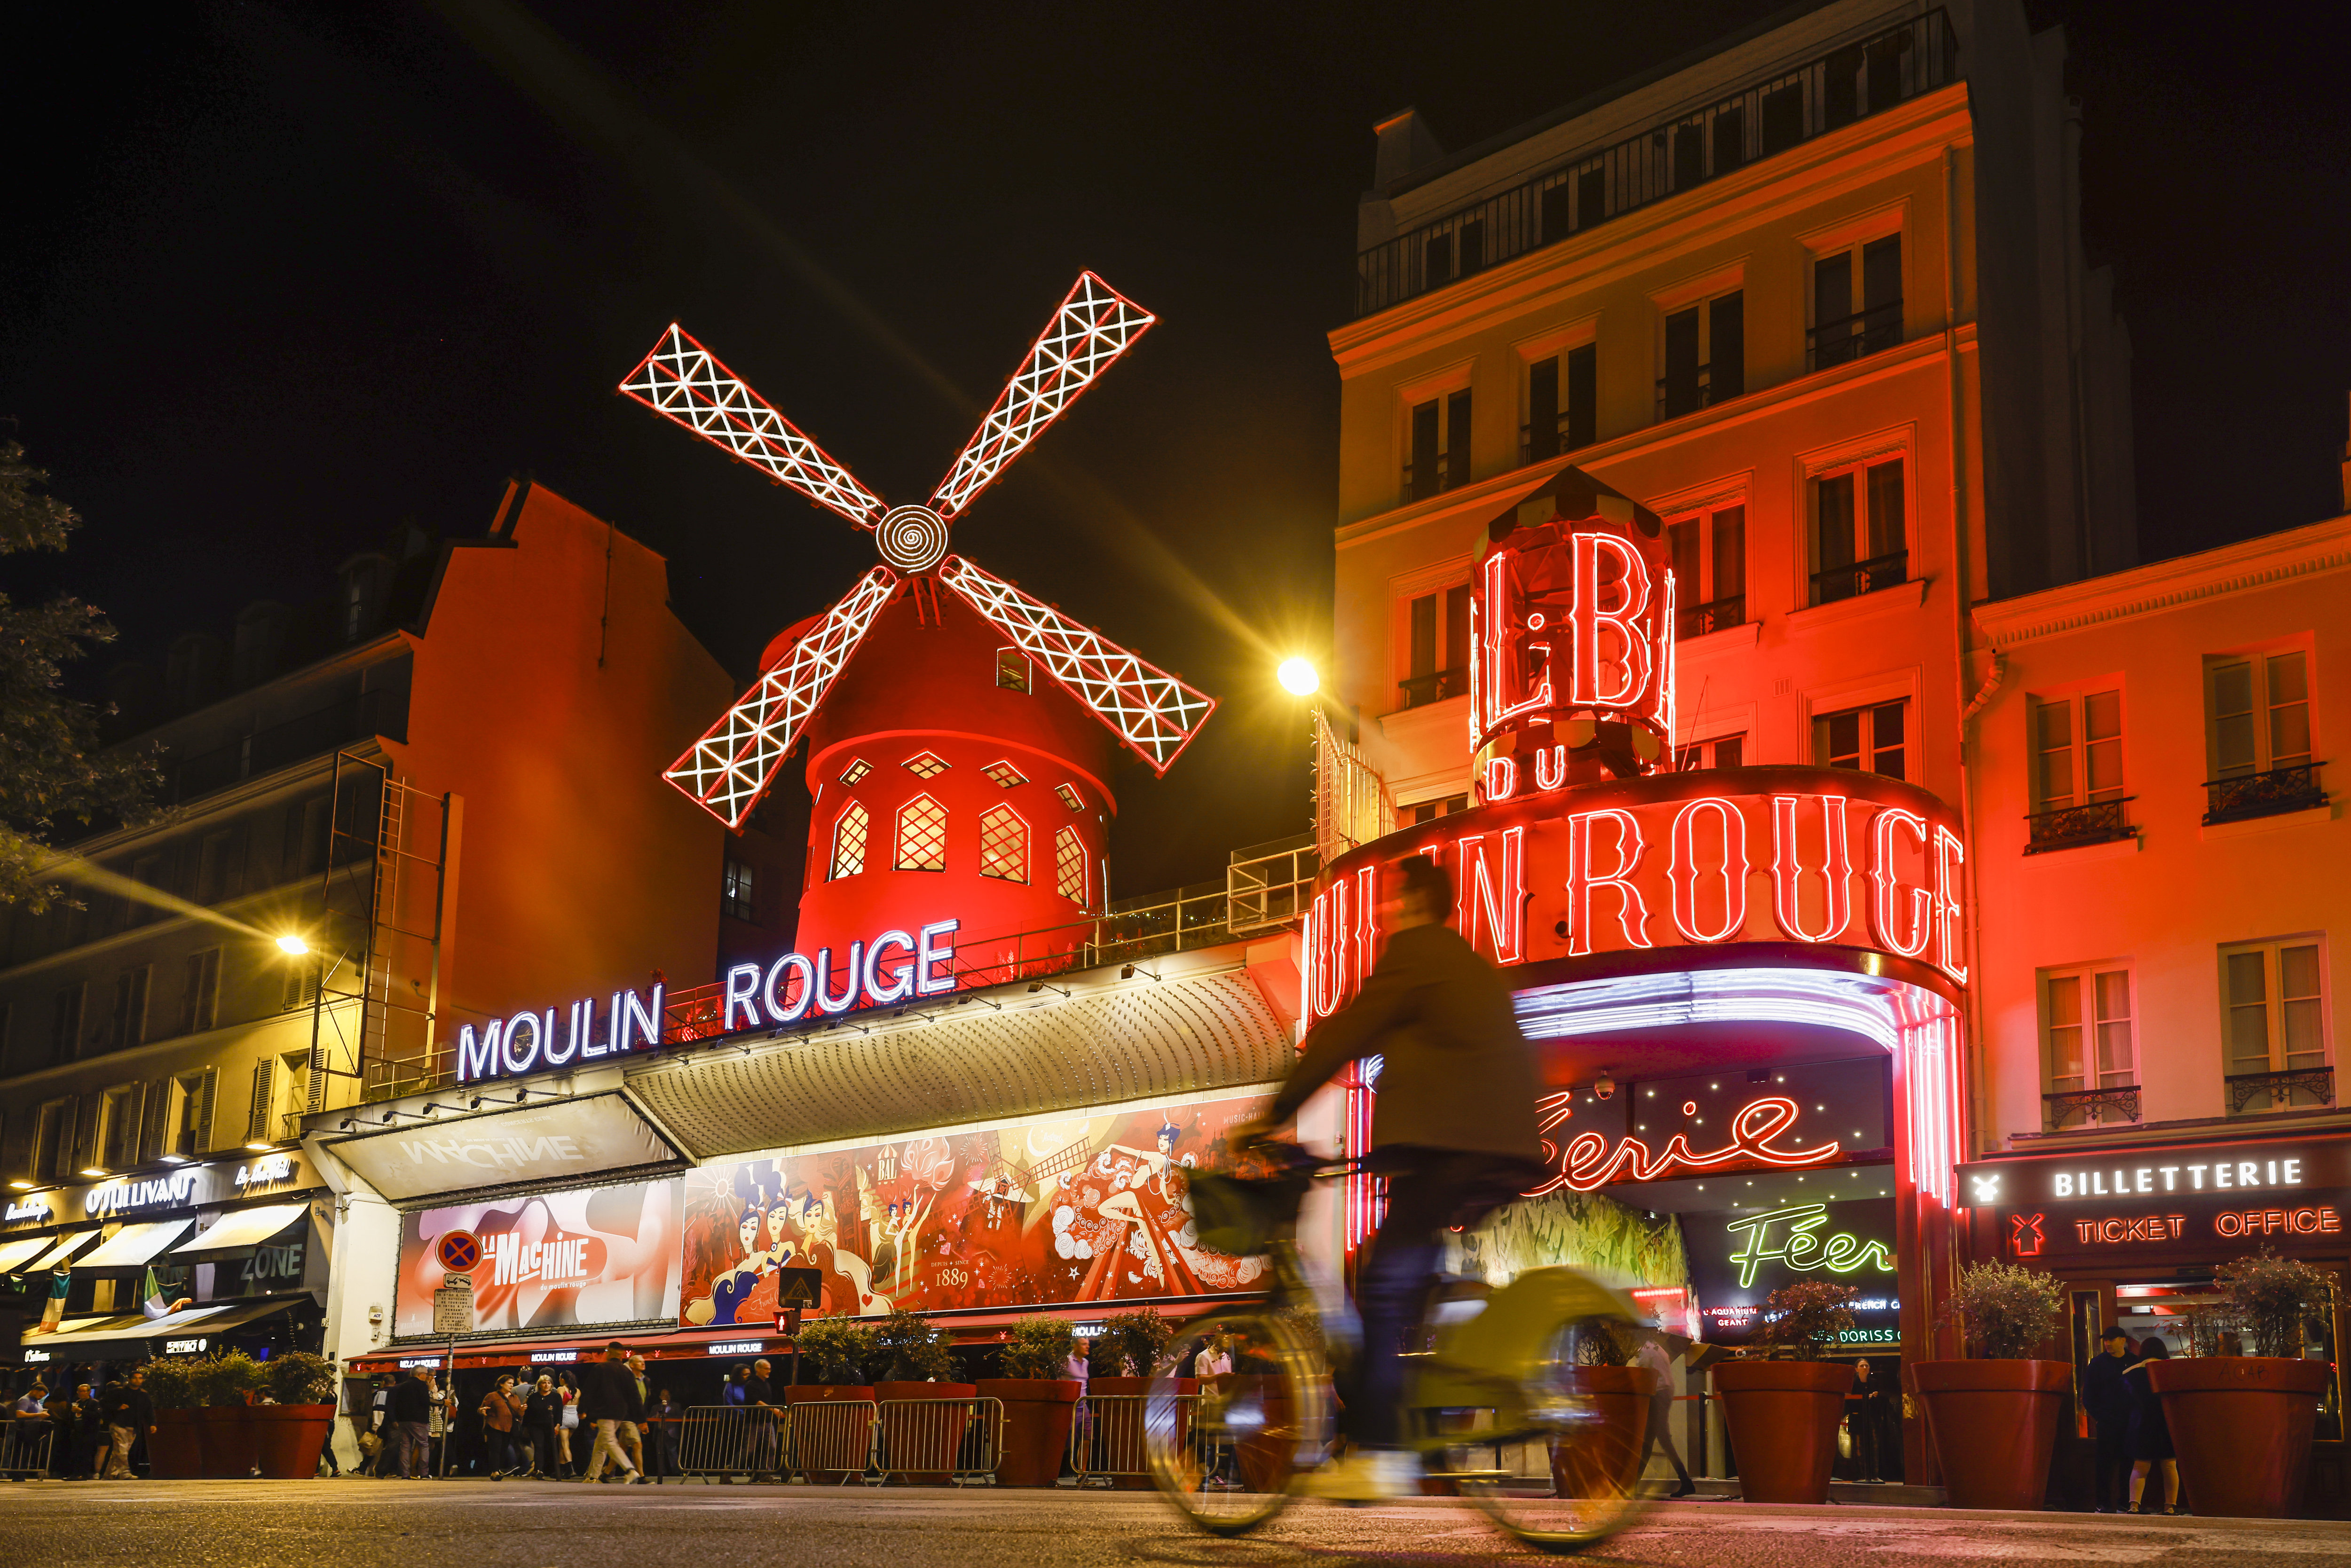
[621,273,1215,981]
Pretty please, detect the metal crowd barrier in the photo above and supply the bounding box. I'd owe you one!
[1069,1394,1201,1486]
[785,1398,878,1485]
[1,1425,54,1479]
[874,1397,1002,1486]
[676,1404,786,1481]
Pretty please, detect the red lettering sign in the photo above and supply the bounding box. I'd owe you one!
[2071,1214,2189,1245]
[1526,1095,1841,1195]
[2214,1206,2341,1238]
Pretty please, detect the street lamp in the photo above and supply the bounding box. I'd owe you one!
[1277,657,1318,696]
[275,933,310,956]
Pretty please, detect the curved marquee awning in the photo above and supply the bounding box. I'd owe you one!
[625,958,1294,1160]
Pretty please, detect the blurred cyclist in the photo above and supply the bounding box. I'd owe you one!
[1240,854,1545,1500]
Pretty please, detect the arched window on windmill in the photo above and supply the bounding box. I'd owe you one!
[828,802,869,880]
[1054,825,1087,906]
[896,794,948,872]
[978,803,1029,883]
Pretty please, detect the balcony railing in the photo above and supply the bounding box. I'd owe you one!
[2044,1086,2142,1132]
[1676,595,1746,641]
[1400,452,1468,504]
[1656,364,1739,422]
[2203,762,2326,825]
[1808,299,1905,370]
[1354,10,1958,318]
[1810,549,1908,606]
[2024,797,2135,855]
[1398,669,1468,709]
[2225,1066,2335,1116]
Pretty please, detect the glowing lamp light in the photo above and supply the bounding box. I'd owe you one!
[1278,658,1319,696]
[275,934,310,956]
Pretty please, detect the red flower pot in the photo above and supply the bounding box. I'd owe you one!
[196,1404,258,1480]
[976,1378,1080,1488]
[147,1409,205,1479]
[783,1385,874,1481]
[1911,1361,2069,1510]
[1715,1359,1853,1504]
[1084,1375,1195,1490]
[2146,1357,2330,1519]
[249,1404,337,1480]
[1549,1365,1657,1499]
[872,1382,977,1484]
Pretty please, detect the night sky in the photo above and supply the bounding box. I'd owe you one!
[5,1,2346,895]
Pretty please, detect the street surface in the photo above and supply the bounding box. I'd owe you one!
[0,1481,2343,1567]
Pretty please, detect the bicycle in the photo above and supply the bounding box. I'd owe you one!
[1144,1143,1656,1553]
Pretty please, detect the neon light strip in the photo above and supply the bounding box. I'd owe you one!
[619,325,886,527]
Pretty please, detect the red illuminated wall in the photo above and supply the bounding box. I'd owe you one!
[389,481,739,1035]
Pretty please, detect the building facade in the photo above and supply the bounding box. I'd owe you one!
[0,480,749,1360]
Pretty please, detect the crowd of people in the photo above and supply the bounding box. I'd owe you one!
[2,1369,157,1480]
[351,1346,684,1481]
[2082,1328,2183,1515]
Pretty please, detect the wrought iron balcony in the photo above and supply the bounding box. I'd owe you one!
[2044,1086,2142,1131]
[2203,762,2326,825]
[1398,669,1468,709]
[1400,452,1469,505]
[1676,595,1746,641]
[2225,1066,2335,1116]
[1354,10,1959,317]
[1809,549,1908,606]
[1808,298,1905,370]
[2024,797,2135,855]
[1656,364,1740,421]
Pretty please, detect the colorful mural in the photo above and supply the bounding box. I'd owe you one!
[1447,1185,1689,1299]
[679,1092,1271,1324]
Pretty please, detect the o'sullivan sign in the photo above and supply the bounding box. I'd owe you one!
[1306,766,1967,1021]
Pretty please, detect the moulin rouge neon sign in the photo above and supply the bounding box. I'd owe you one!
[454,919,961,1083]
[1306,771,1967,1023]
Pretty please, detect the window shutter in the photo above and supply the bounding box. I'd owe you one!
[71,1093,99,1174]
[195,1069,217,1156]
[248,1060,276,1143]
[137,1078,170,1164]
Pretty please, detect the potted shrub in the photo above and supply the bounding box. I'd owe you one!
[978,1316,1081,1487]
[869,1309,976,1484]
[194,1350,264,1480]
[786,1317,877,1481]
[140,1358,206,1479]
[1714,1282,1857,1504]
[1550,1319,1656,1501]
[1911,1261,2068,1509]
[251,1351,340,1480]
[1085,1308,1182,1489]
[2146,1249,2336,1518]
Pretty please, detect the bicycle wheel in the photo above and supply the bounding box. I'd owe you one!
[1434,1316,1651,1554]
[1145,1310,1329,1536]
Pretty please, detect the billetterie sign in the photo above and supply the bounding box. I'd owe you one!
[454,919,960,1084]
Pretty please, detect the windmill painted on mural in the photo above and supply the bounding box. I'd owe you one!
[621,274,1214,971]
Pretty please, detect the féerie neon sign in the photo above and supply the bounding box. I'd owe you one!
[454,919,960,1083]
[1725,1202,1896,1288]
[1527,1095,1842,1196]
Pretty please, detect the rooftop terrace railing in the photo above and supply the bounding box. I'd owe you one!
[1354,9,1957,319]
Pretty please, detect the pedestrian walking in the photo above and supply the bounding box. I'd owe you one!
[743,1360,780,1482]
[69,1381,105,1480]
[578,1342,646,1483]
[479,1374,525,1479]
[98,1369,153,1479]
[2081,1328,2133,1512]
[48,1383,80,1480]
[385,1367,433,1479]
[555,1371,580,1475]
[524,1375,563,1478]
[1634,1338,1697,1497]
[623,1356,653,1478]
[646,1388,683,1479]
[2123,1340,2181,1515]
[1846,1359,1891,1484]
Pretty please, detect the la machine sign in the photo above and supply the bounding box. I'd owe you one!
[454,919,962,1084]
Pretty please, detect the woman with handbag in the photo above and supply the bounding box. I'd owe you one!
[478,1375,525,1480]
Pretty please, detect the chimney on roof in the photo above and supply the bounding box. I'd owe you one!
[1372,107,1446,191]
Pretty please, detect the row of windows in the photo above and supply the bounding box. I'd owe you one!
[26,1067,220,1184]
[1398,233,1904,507]
[2041,937,2331,1127]
[1671,699,1908,781]
[827,798,1092,906]
[1392,456,1909,710]
[0,938,328,1077]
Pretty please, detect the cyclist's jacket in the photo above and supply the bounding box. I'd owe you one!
[1267,922,1543,1167]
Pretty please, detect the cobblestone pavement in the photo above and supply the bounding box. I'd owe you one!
[0,1480,2342,1567]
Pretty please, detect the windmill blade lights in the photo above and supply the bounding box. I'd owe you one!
[938,555,1214,776]
[664,567,901,827]
[927,272,1156,520]
[619,325,887,528]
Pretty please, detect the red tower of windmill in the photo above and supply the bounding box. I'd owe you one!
[621,274,1214,993]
